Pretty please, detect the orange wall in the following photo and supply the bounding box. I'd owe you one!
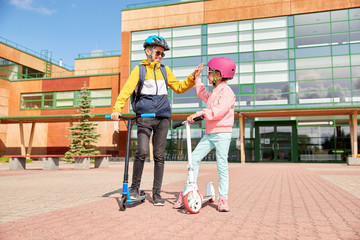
[0,78,10,116]
[122,0,360,32]
[0,78,9,155]
[74,56,121,76]
[7,74,119,117]
[9,80,42,117]
[3,73,121,154]
[0,42,72,77]
[6,123,48,149]
[122,1,205,32]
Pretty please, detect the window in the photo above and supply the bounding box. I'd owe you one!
[21,93,42,109]
[20,89,111,110]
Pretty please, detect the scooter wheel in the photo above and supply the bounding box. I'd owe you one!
[184,190,202,214]
[120,196,127,211]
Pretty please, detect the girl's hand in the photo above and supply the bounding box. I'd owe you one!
[192,63,204,79]
[187,113,197,123]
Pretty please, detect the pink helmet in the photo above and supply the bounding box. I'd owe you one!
[207,57,236,79]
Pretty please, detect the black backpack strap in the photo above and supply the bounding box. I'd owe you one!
[131,64,146,111]
[137,64,146,97]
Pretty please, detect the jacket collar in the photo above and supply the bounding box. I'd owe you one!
[140,60,161,69]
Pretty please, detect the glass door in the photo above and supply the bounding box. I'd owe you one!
[255,121,298,162]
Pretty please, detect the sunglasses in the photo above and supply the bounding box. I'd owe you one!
[154,50,165,58]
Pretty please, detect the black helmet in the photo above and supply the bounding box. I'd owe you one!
[143,35,170,51]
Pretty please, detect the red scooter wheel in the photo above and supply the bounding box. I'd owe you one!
[184,190,202,214]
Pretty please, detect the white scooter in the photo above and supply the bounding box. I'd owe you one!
[172,116,216,214]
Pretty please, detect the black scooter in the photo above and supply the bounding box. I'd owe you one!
[106,113,155,211]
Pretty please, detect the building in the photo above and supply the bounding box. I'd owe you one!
[1,0,360,163]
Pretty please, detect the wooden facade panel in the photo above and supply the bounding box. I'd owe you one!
[96,121,115,146]
[40,108,78,116]
[0,130,6,155]
[122,0,358,33]
[291,0,355,14]
[46,122,69,147]
[352,0,360,8]
[0,79,10,117]
[19,51,46,72]
[0,105,8,116]
[122,2,205,31]
[88,75,117,89]
[51,64,73,78]
[74,56,120,76]
[0,43,21,64]
[42,77,89,92]
[6,123,48,147]
[9,80,42,116]
[205,1,291,23]
[119,32,131,108]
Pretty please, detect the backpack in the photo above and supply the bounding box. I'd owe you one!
[131,64,168,112]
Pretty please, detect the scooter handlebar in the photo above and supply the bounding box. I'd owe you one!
[141,113,156,118]
[172,115,204,129]
[172,122,184,129]
[105,113,156,120]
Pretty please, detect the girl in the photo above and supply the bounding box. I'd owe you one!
[173,57,236,212]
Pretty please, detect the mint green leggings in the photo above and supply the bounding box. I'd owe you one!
[185,132,232,199]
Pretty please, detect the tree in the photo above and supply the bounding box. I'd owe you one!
[64,83,100,161]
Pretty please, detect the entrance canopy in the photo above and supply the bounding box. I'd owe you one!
[1,108,359,162]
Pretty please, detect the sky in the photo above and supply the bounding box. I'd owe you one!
[0,0,180,69]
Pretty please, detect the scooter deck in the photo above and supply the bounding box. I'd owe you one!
[126,190,146,204]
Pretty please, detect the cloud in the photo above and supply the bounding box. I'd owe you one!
[10,0,56,15]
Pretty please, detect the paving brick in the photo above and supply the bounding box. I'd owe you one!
[0,162,360,239]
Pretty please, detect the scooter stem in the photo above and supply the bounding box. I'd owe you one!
[185,121,192,166]
[185,121,196,184]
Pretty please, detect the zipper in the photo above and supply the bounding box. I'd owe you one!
[154,67,158,95]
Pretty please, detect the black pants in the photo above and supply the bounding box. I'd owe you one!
[131,117,170,196]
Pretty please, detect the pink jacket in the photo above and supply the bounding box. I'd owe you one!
[194,79,235,134]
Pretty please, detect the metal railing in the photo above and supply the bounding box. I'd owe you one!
[77,50,121,59]
[0,36,74,70]
[125,0,207,9]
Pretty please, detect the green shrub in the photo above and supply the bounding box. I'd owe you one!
[0,157,9,163]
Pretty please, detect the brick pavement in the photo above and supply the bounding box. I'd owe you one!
[0,161,359,240]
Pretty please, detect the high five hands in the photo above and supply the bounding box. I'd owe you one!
[192,63,204,79]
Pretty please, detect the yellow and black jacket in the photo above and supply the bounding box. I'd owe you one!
[113,60,195,118]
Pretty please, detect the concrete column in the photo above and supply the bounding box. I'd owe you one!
[19,123,26,156]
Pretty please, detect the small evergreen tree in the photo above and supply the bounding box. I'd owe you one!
[64,83,100,161]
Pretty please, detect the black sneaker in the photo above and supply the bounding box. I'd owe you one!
[129,187,139,200]
[153,194,165,206]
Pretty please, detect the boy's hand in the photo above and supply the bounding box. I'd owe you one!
[192,63,204,79]
[111,111,121,121]
[187,113,197,123]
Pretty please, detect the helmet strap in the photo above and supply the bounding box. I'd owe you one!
[211,71,222,86]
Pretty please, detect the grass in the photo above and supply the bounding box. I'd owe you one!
[0,157,33,163]
[0,157,9,163]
